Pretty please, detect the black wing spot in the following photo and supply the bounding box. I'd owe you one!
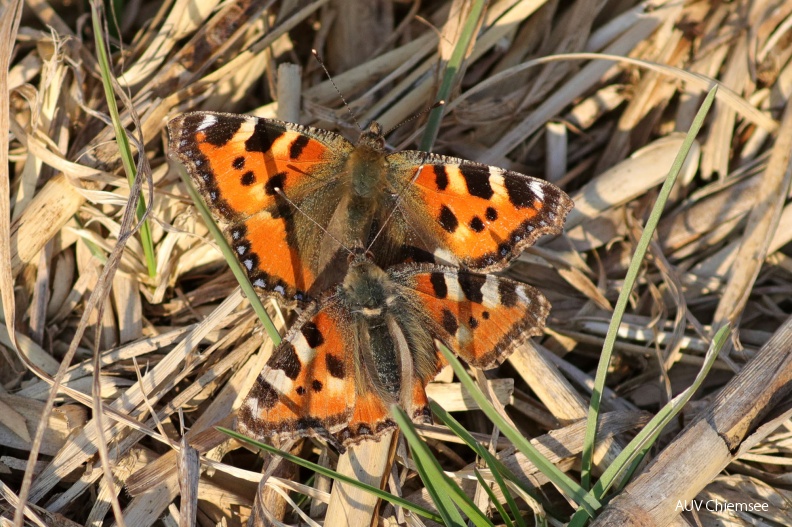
[296,386,306,396]
[459,165,494,200]
[240,252,260,274]
[240,171,256,186]
[265,172,287,195]
[433,165,449,190]
[246,120,284,153]
[429,272,448,299]
[269,342,301,380]
[234,239,251,256]
[482,311,490,319]
[249,268,272,287]
[297,416,323,432]
[485,207,498,221]
[200,115,244,146]
[311,380,323,392]
[232,156,246,170]
[301,321,325,348]
[469,216,485,232]
[335,428,352,444]
[178,114,206,138]
[290,135,311,159]
[468,316,479,329]
[442,309,458,335]
[376,419,396,433]
[504,176,536,208]
[438,205,459,233]
[458,273,485,303]
[326,354,345,379]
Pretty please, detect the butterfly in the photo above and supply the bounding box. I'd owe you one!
[167,113,573,306]
[236,249,550,451]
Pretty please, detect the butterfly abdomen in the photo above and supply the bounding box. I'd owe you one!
[365,318,402,396]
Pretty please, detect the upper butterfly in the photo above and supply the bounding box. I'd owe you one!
[168,112,573,305]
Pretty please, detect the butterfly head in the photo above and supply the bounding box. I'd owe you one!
[342,254,397,317]
[358,121,385,150]
[347,245,374,264]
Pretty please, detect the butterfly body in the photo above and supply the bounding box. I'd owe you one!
[319,123,392,268]
[345,122,388,199]
[237,251,550,450]
[168,112,573,306]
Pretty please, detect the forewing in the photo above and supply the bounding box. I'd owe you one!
[169,111,351,220]
[168,112,354,304]
[386,151,573,271]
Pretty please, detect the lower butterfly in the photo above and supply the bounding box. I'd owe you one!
[237,250,550,451]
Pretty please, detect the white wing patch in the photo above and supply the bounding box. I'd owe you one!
[196,114,218,131]
[530,180,545,201]
[480,276,501,309]
[292,332,318,364]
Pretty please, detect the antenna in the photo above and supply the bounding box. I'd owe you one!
[384,100,445,136]
[273,188,354,257]
[312,49,362,131]
[366,163,428,253]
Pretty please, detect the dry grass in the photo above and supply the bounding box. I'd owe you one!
[2,0,792,525]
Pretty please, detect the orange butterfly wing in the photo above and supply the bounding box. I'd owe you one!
[394,265,550,368]
[238,259,550,450]
[387,152,573,271]
[238,300,356,448]
[237,296,401,450]
[168,112,353,304]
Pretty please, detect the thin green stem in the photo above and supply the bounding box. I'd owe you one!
[578,86,719,489]
[420,0,487,151]
[90,2,156,277]
[218,427,443,523]
[178,168,282,346]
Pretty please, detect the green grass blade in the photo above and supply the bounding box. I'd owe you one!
[567,324,730,526]
[430,400,545,526]
[178,167,282,346]
[578,85,719,490]
[610,328,729,495]
[473,468,514,527]
[420,0,487,150]
[90,1,156,277]
[436,343,600,517]
[601,325,729,494]
[393,406,492,527]
[488,466,528,527]
[485,470,530,527]
[217,427,442,523]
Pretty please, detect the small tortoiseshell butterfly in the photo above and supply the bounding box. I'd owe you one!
[168,111,572,450]
[168,113,573,306]
[236,250,550,450]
